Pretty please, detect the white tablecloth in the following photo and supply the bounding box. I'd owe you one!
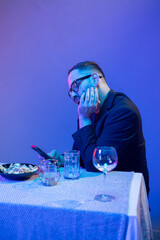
[0,168,153,240]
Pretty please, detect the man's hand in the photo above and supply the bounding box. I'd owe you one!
[48,150,64,167]
[78,87,100,128]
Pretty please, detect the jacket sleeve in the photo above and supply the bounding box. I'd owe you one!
[72,107,139,172]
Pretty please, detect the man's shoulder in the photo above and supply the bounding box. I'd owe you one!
[113,91,133,103]
[112,91,139,114]
[101,90,141,123]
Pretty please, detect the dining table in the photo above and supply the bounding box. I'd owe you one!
[0,166,153,240]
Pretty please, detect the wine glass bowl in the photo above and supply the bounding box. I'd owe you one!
[93,147,118,173]
[93,146,118,202]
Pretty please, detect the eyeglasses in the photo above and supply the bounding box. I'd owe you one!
[68,73,102,98]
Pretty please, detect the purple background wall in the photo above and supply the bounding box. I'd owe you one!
[0,0,160,228]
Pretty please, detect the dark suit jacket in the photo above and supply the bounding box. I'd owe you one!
[72,89,149,195]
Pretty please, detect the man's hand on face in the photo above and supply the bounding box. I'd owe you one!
[78,87,100,128]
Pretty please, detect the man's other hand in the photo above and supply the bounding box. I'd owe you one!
[48,150,64,167]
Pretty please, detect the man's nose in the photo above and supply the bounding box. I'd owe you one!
[71,91,78,98]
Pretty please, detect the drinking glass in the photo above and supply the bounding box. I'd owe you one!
[38,159,60,186]
[64,150,80,179]
[93,146,118,202]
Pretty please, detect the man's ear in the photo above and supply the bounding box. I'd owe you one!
[91,73,100,87]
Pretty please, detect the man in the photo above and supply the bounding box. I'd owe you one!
[50,61,149,195]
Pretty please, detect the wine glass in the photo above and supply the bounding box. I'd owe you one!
[93,146,118,202]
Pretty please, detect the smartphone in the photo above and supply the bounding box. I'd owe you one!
[31,145,51,160]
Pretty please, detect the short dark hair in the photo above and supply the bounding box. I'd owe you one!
[68,61,105,78]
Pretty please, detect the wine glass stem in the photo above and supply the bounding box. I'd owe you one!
[102,172,107,196]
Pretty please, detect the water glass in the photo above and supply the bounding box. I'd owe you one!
[38,159,60,186]
[64,150,80,179]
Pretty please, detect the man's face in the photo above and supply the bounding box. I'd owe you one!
[68,68,96,104]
